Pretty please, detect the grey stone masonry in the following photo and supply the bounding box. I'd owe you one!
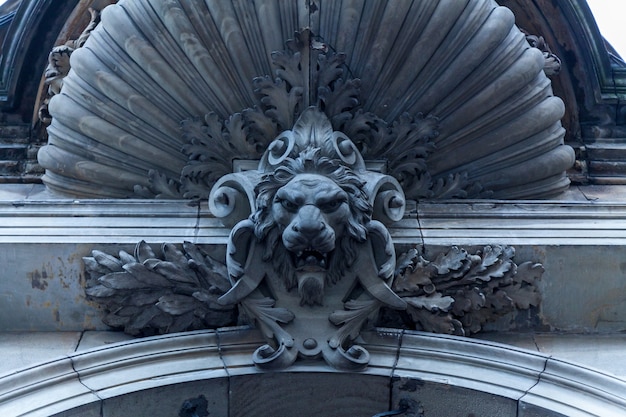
[0,124,43,183]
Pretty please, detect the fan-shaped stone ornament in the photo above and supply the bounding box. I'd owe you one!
[39,0,574,200]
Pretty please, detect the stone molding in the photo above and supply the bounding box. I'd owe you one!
[0,328,625,416]
[3,196,626,245]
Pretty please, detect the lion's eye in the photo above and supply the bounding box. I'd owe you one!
[319,199,343,212]
[280,199,299,211]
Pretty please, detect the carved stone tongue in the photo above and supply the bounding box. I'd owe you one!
[296,250,327,271]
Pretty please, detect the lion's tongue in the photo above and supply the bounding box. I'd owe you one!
[297,251,327,270]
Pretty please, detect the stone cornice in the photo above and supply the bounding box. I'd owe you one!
[3,197,626,245]
[416,199,626,245]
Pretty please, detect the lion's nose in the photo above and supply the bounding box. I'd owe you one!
[292,220,325,235]
[292,206,325,237]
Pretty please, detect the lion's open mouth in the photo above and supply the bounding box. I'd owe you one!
[294,249,329,272]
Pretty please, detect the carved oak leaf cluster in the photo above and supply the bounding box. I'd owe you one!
[84,241,236,336]
[390,245,543,336]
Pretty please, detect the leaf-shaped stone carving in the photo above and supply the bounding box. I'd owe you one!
[156,294,200,315]
[328,299,382,349]
[99,272,149,290]
[405,306,463,335]
[84,284,116,298]
[122,263,174,288]
[254,76,303,130]
[318,77,361,120]
[240,297,295,346]
[92,250,124,272]
[388,245,543,336]
[135,241,157,263]
[393,250,433,292]
[431,246,468,275]
[405,294,455,312]
[84,241,236,336]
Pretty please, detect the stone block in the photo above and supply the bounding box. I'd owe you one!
[76,330,135,351]
[0,332,81,376]
[0,124,29,141]
[0,144,26,160]
[391,378,518,417]
[102,380,228,417]
[23,161,44,174]
[229,372,389,417]
[0,160,19,174]
[533,245,626,332]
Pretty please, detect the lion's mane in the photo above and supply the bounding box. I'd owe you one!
[251,148,372,288]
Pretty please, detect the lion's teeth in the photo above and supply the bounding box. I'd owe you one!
[320,259,326,268]
[297,251,303,257]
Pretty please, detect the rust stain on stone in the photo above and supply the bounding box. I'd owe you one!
[29,270,48,290]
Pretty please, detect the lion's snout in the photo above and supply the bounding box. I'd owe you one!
[283,205,336,253]
[292,206,326,236]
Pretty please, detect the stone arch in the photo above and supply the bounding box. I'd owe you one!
[1,329,624,416]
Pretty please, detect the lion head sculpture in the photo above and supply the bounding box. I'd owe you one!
[212,108,407,369]
[252,148,372,305]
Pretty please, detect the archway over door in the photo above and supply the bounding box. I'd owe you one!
[0,329,624,416]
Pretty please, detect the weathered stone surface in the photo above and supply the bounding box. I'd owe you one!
[102,380,228,417]
[51,403,102,417]
[517,402,567,417]
[0,332,81,376]
[4,190,626,333]
[230,373,389,417]
[391,379,518,417]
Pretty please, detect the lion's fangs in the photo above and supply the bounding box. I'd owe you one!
[295,249,328,270]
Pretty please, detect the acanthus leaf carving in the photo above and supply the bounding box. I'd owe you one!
[133,170,183,199]
[166,29,486,202]
[522,28,561,76]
